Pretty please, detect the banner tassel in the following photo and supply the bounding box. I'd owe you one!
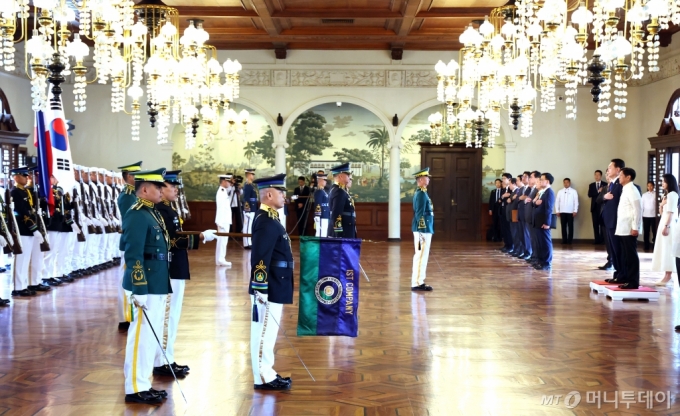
[252,303,259,322]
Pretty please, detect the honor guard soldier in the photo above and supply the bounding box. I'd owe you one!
[249,173,293,391]
[27,167,52,290]
[116,161,142,332]
[313,173,330,237]
[10,166,48,296]
[43,175,76,286]
[411,168,434,292]
[152,171,216,378]
[215,173,234,266]
[121,168,171,405]
[242,168,258,248]
[328,163,356,238]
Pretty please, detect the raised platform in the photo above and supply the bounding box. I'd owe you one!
[605,285,660,301]
[590,280,616,294]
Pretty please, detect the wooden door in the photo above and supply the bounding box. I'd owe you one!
[420,143,482,241]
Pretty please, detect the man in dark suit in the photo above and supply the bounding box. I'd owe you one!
[499,173,513,252]
[517,172,533,259]
[524,171,541,264]
[510,175,528,257]
[533,173,556,270]
[602,159,626,283]
[587,170,606,244]
[596,178,613,270]
[488,179,503,242]
[506,178,523,256]
[293,176,311,235]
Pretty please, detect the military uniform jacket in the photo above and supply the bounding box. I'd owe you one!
[118,184,137,220]
[120,198,172,295]
[242,182,259,213]
[156,200,199,280]
[412,187,434,234]
[215,186,233,227]
[47,186,74,232]
[328,184,356,238]
[249,204,294,304]
[11,185,38,236]
[313,188,330,219]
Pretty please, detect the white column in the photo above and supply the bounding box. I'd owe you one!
[274,142,287,174]
[388,143,401,240]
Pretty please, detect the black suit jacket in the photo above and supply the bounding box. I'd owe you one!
[602,179,623,229]
[294,185,310,203]
[506,187,521,221]
[488,188,502,213]
[517,186,531,219]
[588,181,606,213]
[533,187,555,229]
[524,187,538,224]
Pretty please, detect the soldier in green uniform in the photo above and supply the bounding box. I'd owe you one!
[411,168,434,292]
[121,168,171,405]
[116,161,142,332]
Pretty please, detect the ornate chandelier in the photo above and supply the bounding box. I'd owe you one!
[0,0,244,148]
[435,0,680,139]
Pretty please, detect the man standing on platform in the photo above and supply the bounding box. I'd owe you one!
[121,168,171,405]
[603,159,626,284]
[533,173,556,271]
[524,171,541,264]
[313,173,330,237]
[328,163,356,239]
[641,181,657,252]
[588,170,606,244]
[411,168,434,292]
[249,173,293,391]
[242,169,258,249]
[615,168,642,289]
[556,178,579,244]
[152,170,215,379]
[116,161,142,332]
[215,173,233,267]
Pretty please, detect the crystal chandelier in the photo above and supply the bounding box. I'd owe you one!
[434,0,680,138]
[0,0,243,148]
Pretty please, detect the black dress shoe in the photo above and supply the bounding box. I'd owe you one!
[28,284,51,292]
[618,283,639,290]
[118,322,130,331]
[244,246,252,250]
[0,268,6,273]
[276,374,291,383]
[153,364,189,378]
[604,278,621,284]
[675,325,680,332]
[0,298,10,305]
[125,391,163,404]
[61,275,74,283]
[598,263,613,270]
[11,289,34,296]
[511,252,524,258]
[172,362,190,372]
[149,388,168,399]
[254,377,291,390]
[521,255,532,260]
[42,278,60,286]
[411,284,433,291]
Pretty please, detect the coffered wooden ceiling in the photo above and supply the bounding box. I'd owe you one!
[160,0,509,52]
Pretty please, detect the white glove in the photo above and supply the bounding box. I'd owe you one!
[33,230,44,244]
[72,223,81,234]
[0,236,7,248]
[92,218,102,227]
[101,218,109,227]
[202,229,217,243]
[254,292,268,304]
[291,195,298,201]
[82,217,91,226]
[131,294,147,310]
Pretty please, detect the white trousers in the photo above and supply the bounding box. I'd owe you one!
[411,232,432,287]
[86,232,102,267]
[43,231,66,279]
[13,235,34,290]
[60,231,76,275]
[30,235,45,285]
[215,226,230,264]
[250,296,283,384]
[154,279,185,366]
[73,225,88,271]
[117,257,129,323]
[243,212,255,247]
[314,218,329,237]
[124,293,167,394]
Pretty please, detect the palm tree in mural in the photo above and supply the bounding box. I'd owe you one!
[366,127,389,186]
[244,142,256,166]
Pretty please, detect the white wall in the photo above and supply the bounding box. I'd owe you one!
[1,41,679,240]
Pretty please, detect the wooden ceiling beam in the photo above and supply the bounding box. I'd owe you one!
[270,9,403,19]
[175,6,258,18]
[396,0,424,37]
[417,7,496,18]
[249,0,282,36]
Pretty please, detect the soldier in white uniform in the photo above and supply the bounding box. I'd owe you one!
[215,174,233,266]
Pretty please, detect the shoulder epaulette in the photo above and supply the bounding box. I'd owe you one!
[132,198,153,210]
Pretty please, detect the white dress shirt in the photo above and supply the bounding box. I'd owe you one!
[555,187,579,213]
[594,181,604,192]
[640,191,657,218]
[615,182,642,236]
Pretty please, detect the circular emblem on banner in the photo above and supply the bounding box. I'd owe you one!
[315,276,343,305]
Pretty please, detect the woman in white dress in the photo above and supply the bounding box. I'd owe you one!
[652,174,679,285]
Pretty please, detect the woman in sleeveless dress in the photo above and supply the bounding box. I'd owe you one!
[652,174,679,285]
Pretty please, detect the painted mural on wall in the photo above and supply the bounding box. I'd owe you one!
[171,103,276,201]
[400,105,506,203]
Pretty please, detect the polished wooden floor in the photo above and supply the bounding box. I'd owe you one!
[1,240,680,415]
